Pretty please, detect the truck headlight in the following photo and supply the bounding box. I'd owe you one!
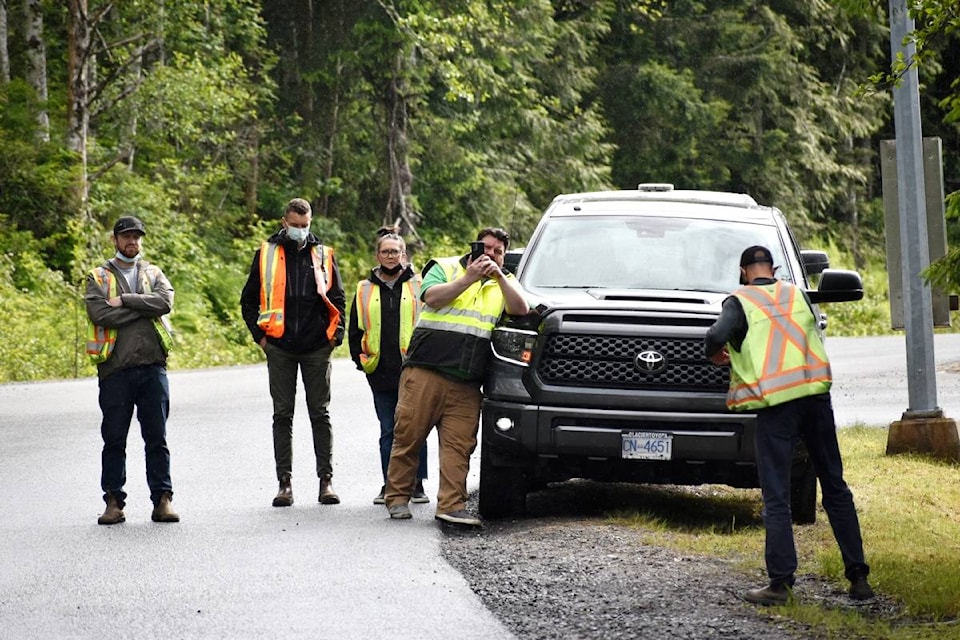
[491,328,537,366]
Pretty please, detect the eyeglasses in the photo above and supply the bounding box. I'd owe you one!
[379,249,402,257]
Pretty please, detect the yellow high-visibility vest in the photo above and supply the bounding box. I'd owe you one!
[355,275,421,374]
[417,257,507,340]
[86,265,173,363]
[726,281,831,411]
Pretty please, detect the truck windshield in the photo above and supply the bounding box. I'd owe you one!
[521,215,791,293]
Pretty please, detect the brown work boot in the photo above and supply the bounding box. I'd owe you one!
[318,474,340,504]
[151,491,180,523]
[743,582,791,606]
[97,493,125,525]
[272,472,293,507]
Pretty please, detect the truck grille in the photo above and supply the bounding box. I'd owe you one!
[537,334,728,392]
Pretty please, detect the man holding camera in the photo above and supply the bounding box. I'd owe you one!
[384,227,528,526]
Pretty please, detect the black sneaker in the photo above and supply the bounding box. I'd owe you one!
[849,575,875,601]
[743,583,791,606]
[411,480,429,504]
[435,510,482,527]
[373,485,386,505]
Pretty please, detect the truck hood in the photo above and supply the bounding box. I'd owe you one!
[523,286,729,317]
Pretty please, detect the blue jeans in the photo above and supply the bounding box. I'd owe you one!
[99,364,172,506]
[372,388,427,482]
[754,393,869,586]
[265,342,334,479]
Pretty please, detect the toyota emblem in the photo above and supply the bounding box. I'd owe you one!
[635,350,667,373]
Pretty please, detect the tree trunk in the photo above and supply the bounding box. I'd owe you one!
[319,56,342,218]
[67,0,89,157]
[1,0,10,84]
[384,49,421,246]
[844,134,863,271]
[125,45,142,170]
[245,126,260,218]
[23,0,49,140]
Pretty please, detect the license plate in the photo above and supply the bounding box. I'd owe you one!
[621,431,673,460]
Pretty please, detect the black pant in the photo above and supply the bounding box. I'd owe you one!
[755,393,869,585]
[99,364,172,506]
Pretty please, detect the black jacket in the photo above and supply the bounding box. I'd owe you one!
[348,264,417,391]
[240,230,346,353]
[704,277,815,357]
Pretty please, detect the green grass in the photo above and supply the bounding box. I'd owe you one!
[607,427,960,639]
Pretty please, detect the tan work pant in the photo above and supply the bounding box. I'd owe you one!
[385,366,482,514]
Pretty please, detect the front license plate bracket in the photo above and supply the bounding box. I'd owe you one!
[621,431,673,460]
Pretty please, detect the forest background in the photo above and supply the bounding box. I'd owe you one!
[0,0,958,382]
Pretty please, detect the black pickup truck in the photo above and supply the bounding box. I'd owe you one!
[479,184,863,524]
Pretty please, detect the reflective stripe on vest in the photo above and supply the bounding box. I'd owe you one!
[258,241,341,342]
[86,265,173,363]
[356,276,421,374]
[416,257,507,339]
[726,281,831,411]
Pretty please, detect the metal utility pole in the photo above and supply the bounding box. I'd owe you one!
[885,0,960,461]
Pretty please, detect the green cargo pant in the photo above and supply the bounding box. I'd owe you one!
[264,342,334,479]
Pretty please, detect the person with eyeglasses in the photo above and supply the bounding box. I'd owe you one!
[348,227,430,505]
[85,215,178,525]
[383,227,529,526]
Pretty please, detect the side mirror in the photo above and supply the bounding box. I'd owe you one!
[503,248,524,275]
[807,269,863,303]
[801,250,830,275]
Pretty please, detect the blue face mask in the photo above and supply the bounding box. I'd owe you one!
[285,226,309,244]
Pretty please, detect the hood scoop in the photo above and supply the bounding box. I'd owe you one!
[587,289,712,305]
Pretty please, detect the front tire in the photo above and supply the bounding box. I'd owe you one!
[478,444,528,519]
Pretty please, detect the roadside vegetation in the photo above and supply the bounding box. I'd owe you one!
[0,230,917,382]
[607,426,960,639]
[1,1,958,382]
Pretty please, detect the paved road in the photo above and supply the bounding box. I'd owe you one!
[0,361,511,640]
[2,334,960,639]
[829,333,960,426]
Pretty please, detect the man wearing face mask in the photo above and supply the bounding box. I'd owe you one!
[85,215,178,525]
[241,198,347,508]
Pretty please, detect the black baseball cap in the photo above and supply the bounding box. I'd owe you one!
[114,216,146,236]
[740,245,773,268]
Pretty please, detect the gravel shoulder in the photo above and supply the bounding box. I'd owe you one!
[441,482,900,640]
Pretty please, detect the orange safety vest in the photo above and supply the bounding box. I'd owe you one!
[257,241,341,341]
[86,264,173,363]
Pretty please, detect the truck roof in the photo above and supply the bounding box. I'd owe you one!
[551,186,761,209]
